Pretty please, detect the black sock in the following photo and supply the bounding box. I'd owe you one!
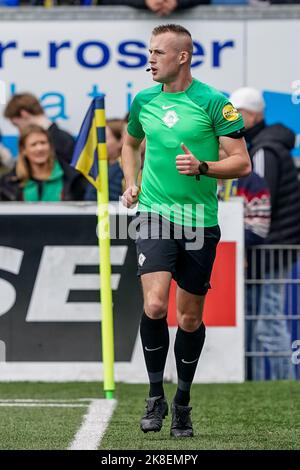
[174,322,206,406]
[140,312,169,398]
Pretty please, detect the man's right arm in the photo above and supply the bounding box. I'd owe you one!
[121,133,143,208]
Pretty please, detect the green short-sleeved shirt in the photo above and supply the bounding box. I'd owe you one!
[127,78,244,227]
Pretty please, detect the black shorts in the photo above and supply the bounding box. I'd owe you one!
[134,212,221,296]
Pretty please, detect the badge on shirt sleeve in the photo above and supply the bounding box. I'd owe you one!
[222,104,240,121]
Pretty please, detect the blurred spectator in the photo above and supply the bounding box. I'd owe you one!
[98,0,209,15]
[270,0,300,3]
[230,87,300,380]
[230,87,300,245]
[12,0,211,10]
[0,125,85,201]
[4,93,74,164]
[20,1,79,4]
[85,119,125,201]
[0,131,14,176]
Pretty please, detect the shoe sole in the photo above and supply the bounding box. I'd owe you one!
[170,431,194,438]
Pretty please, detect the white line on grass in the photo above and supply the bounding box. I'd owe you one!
[0,404,87,407]
[68,399,117,451]
[0,399,93,403]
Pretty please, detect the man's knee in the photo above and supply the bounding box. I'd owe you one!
[178,312,203,332]
[144,294,168,319]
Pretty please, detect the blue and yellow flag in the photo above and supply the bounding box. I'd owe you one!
[71,96,106,191]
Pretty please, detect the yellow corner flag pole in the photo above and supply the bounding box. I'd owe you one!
[44,0,53,8]
[95,96,115,399]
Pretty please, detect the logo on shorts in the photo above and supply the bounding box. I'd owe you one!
[222,104,240,121]
[138,253,146,266]
[162,110,179,128]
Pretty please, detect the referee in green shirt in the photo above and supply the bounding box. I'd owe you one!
[122,24,251,438]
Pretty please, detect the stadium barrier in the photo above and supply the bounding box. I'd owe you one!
[246,245,300,380]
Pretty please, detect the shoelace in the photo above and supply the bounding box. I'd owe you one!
[146,400,155,411]
[145,399,161,418]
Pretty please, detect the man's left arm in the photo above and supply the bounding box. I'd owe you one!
[176,136,251,179]
[206,136,251,179]
[205,95,251,178]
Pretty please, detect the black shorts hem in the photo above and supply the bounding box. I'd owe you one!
[176,280,211,296]
[137,266,174,277]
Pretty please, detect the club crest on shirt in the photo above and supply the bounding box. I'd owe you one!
[162,110,179,128]
[222,104,240,121]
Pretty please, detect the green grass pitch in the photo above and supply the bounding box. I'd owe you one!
[0,381,299,450]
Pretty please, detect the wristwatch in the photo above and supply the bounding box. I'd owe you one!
[198,161,209,175]
[196,161,209,180]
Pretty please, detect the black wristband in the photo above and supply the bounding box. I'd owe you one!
[198,161,209,175]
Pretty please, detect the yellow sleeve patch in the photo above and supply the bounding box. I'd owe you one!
[222,104,240,122]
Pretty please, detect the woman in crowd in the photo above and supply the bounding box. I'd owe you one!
[0,124,85,201]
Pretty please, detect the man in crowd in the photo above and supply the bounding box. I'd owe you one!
[4,93,74,164]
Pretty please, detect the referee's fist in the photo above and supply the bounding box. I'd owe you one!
[121,185,140,208]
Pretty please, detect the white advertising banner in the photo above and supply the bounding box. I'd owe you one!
[246,21,300,93]
[0,20,244,134]
[0,19,299,154]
